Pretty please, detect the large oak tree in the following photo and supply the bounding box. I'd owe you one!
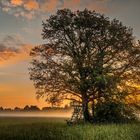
[29,9,140,122]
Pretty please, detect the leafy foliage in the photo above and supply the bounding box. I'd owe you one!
[94,101,136,123]
[29,9,140,122]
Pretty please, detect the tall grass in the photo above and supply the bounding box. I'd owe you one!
[0,117,139,140]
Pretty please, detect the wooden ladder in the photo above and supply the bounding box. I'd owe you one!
[67,104,83,125]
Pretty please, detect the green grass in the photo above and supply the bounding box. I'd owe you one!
[0,117,139,140]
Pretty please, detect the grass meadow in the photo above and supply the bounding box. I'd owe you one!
[0,117,139,140]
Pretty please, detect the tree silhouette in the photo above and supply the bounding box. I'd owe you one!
[29,9,140,122]
[23,105,30,111]
[0,107,3,111]
[14,107,21,111]
[30,105,40,111]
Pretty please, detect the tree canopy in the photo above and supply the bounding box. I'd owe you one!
[29,9,140,122]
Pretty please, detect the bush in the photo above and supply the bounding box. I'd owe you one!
[94,101,137,123]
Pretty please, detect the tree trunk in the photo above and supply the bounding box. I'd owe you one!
[92,99,95,120]
[82,95,90,122]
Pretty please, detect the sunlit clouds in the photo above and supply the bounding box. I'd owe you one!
[0,45,32,67]
[0,0,111,19]
[41,0,59,12]
[0,35,33,67]
[11,0,23,6]
[24,0,39,11]
[0,0,40,19]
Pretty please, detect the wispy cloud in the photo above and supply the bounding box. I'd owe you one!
[0,0,40,19]
[0,35,33,67]
[0,0,111,19]
[40,0,59,13]
[11,0,23,5]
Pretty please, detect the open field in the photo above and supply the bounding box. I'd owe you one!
[0,117,139,140]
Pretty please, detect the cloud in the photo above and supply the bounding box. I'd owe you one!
[0,35,23,60]
[11,0,23,6]
[0,35,33,67]
[0,0,40,19]
[10,0,39,10]
[0,44,33,67]
[24,0,39,11]
[0,0,111,19]
[40,0,59,12]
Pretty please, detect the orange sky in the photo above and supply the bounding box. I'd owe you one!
[0,57,48,109]
[0,42,48,108]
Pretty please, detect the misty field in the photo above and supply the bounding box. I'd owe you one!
[0,117,139,140]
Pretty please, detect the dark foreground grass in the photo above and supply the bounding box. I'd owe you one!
[0,117,139,140]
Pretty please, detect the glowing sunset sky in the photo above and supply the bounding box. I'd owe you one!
[0,0,140,108]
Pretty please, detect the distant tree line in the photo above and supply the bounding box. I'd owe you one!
[0,104,71,112]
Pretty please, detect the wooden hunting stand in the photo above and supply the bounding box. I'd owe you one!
[66,101,83,125]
